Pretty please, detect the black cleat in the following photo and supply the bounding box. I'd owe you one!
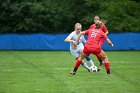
[87,69,91,72]
[97,68,101,72]
[106,69,111,75]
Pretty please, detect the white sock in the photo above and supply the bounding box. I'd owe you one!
[82,63,90,70]
[88,60,95,67]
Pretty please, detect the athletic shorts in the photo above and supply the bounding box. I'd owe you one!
[70,45,84,58]
[83,46,102,56]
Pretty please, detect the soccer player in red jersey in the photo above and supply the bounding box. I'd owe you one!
[89,16,109,66]
[71,20,114,75]
[89,16,108,35]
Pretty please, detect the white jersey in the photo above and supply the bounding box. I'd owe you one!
[67,31,86,58]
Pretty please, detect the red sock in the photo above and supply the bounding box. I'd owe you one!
[104,62,110,70]
[75,59,82,68]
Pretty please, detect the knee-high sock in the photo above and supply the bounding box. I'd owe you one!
[88,60,95,67]
[85,56,95,67]
[75,59,82,68]
[73,59,82,72]
[81,62,90,70]
[104,62,110,70]
[104,62,111,74]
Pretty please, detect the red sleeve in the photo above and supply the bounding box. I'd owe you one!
[84,30,89,35]
[101,24,108,33]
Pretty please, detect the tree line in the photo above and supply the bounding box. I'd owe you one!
[0,0,140,33]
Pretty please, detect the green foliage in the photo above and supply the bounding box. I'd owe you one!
[0,0,140,33]
[99,0,140,32]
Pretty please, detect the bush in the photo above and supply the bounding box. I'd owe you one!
[0,0,139,33]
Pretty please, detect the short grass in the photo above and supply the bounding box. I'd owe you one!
[0,51,139,93]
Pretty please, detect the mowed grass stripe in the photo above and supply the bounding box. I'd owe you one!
[109,52,139,92]
[0,51,69,93]
[8,51,69,88]
[0,51,139,93]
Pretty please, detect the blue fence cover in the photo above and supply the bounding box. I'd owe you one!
[0,33,139,50]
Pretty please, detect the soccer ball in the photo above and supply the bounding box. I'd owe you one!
[90,66,98,72]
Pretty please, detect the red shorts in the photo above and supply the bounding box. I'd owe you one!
[83,45,102,56]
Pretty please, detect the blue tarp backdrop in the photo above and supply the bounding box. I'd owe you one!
[0,33,139,50]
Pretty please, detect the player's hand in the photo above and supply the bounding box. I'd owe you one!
[111,43,114,47]
[72,40,76,44]
[72,40,77,48]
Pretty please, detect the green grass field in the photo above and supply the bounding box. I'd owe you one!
[0,51,139,93]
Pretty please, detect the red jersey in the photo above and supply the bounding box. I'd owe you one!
[89,24,107,33]
[84,28,108,48]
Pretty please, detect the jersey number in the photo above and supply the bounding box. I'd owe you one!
[91,29,100,38]
[91,32,97,38]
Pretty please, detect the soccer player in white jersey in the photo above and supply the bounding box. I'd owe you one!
[64,23,96,72]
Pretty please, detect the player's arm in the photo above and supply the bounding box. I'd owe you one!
[64,37,75,43]
[106,39,114,47]
[81,36,86,44]
[64,33,75,43]
[75,31,86,44]
[102,31,113,47]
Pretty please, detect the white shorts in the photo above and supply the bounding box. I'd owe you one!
[70,45,84,58]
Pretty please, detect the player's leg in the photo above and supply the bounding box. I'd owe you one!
[70,53,86,75]
[76,47,91,70]
[96,55,103,66]
[84,47,101,72]
[97,39,104,66]
[85,56,101,72]
[97,50,111,75]
[70,49,90,74]
[85,56,95,67]
[81,47,95,68]
[76,58,90,71]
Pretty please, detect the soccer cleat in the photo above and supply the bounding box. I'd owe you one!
[97,68,101,72]
[87,69,91,72]
[70,71,76,75]
[106,69,111,75]
[107,73,111,76]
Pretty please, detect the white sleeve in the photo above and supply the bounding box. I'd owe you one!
[81,35,86,43]
[67,32,74,39]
